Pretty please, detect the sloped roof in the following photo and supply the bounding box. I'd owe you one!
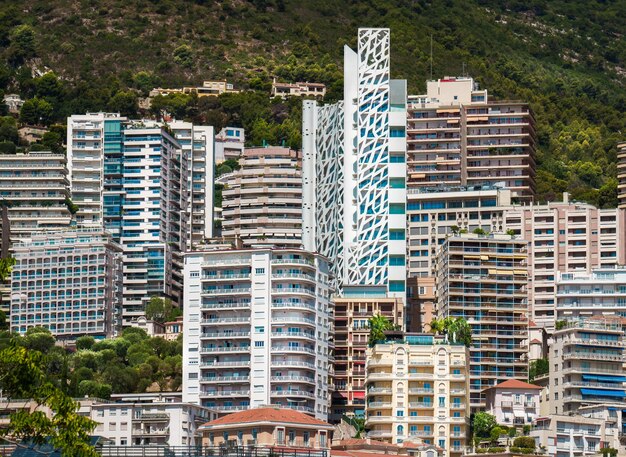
[484,379,543,391]
[200,407,332,429]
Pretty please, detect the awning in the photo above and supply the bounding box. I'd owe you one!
[481,255,489,260]
[581,389,626,398]
[437,109,459,114]
[582,375,626,382]
[514,410,524,417]
[514,270,527,275]
[352,391,365,399]
[608,407,617,411]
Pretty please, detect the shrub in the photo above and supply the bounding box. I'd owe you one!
[514,436,536,449]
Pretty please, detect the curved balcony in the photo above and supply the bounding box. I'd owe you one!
[271,316,316,327]
[271,345,315,355]
[201,346,250,354]
[200,390,250,398]
[271,390,315,399]
[200,375,250,383]
[271,331,315,341]
[201,331,250,339]
[271,288,316,298]
[200,360,250,368]
[271,359,316,369]
[271,375,315,385]
[202,317,250,325]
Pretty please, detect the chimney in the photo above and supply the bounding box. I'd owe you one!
[563,192,569,204]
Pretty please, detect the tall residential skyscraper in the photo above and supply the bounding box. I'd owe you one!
[303,28,407,299]
[618,142,626,209]
[436,234,529,411]
[67,114,188,324]
[221,146,302,247]
[182,247,333,420]
[407,76,536,201]
[10,228,122,341]
[166,121,215,248]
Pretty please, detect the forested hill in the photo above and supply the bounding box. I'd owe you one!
[0,0,624,205]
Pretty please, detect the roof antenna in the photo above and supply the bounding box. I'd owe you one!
[462,62,466,77]
[430,34,433,80]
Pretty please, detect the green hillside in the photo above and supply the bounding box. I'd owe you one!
[0,0,624,205]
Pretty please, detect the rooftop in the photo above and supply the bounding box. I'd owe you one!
[484,379,543,392]
[199,407,332,429]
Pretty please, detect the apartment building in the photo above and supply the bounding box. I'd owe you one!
[9,229,122,340]
[221,147,302,247]
[166,121,214,247]
[182,247,333,420]
[577,404,624,450]
[531,415,610,457]
[68,114,188,324]
[406,76,536,201]
[149,80,239,98]
[556,267,626,322]
[271,81,326,99]
[406,186,625,330]
[406,276,436,333]
[618,142,626,209]
[364,334,470,454]
[0,152,72,240]
[436,234,529,411]
[406,185,511,278]
[199,407,333,449]
[215,127,244,163]
[91,392,215,447]
[484,379,542,428]
[331,286,405,421]
[302,28,407,300]
[546,319,626,415]
[67,112,127,227]
[503,196,626,330]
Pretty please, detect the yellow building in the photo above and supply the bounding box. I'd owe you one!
[365,334,470,455]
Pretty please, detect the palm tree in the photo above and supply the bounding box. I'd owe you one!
[429,316,472,347]
[368,313,395,347]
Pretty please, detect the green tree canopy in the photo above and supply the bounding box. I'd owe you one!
[367,313,396,347]
[473,411,498,438]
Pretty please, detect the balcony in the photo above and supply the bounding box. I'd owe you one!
[200,376,250,383]
[271,346,315,355]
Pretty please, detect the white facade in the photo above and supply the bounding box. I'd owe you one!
[557,267,626,322]
[91,392,215,447]
[167,121,215,247]
[67,113,126,227]
[531,415,607,457]
[10,228,122,340]
[67,114,188,325]
[302,28,407,299]
[0,152,72,240]
[182,247,333,420]
[215,127,244,163]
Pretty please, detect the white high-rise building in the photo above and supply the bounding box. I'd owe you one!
[67,114,188,324]
[148,120,215,248]
[182,247,333,420]
[302,28,407,299]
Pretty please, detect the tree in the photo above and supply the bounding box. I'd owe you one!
[513,436,535,449]
[8,25,36,64]
[76,336,95,351]
[600,448,617,457]
[472,227,487,235]
[0,141,15,154]
[367,313,395,347]
[65,198,79,215]
[555,320,568,330]
[0,343,97,456]
[145,296,180,324]
[173,44,193,68]
[472,411,497,438]
[529,358,549,381]
[107,91,138,117]
[19,98,53,126]
[429,317,472,347]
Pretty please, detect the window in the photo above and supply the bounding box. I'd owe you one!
[389,281,405,292]
[303,431,309,446]
[390,177,406,189]
[389,203,406,215]
[223,432,229,441]
[390,229,405,240]
[252,428,258,440]
[255,326,265,333]
[389,255,405,266]
[255,341,264,347]
[397,410,404,417]
[319,432,327,448]
[109,423,116,431]
[255,268,265,274]
[439,397,445,407]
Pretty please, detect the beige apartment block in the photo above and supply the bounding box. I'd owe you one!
[407,77,536,201]
[436,234,529,411]
[503,196,626,330]
[365,335,470,454]
[271,81,326,99]
[331,286,404,421]
[221,147,302,247]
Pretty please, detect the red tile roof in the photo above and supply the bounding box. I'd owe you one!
[200,407,332,428]
[334,439,399,448]
[485,379,543,391]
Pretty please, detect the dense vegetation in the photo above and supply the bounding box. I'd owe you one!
[0,327,183,399]
[0,0,623,205]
